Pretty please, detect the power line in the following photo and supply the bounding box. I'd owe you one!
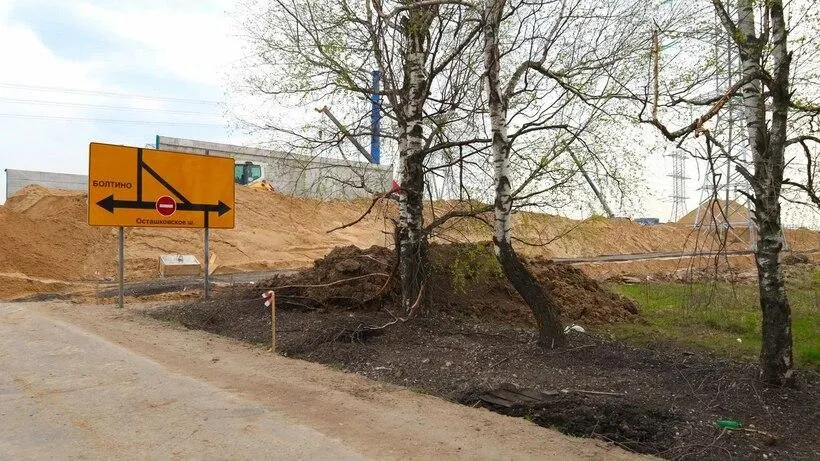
[0,97,221,116]
[0,113,226,127]
[0,83,221,105]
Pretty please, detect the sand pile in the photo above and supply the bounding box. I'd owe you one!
[678,199,750,227]
[0,185,817,296]
[0,185,392,285]
[0,188,113,281]
[0,272,76,300]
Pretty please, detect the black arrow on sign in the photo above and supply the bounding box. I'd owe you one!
[96,196,153,212]
[96,195,231,216]
[177,200,232,216]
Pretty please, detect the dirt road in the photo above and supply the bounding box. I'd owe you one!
[0,302,648,460]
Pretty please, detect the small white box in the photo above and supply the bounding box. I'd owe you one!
[159,254,201,277]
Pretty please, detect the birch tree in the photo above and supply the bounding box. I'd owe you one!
[646,0,820,384]
[236,0,485,314]
[478,0,654,347]
[482,0,564,346]
[236,0,668,340]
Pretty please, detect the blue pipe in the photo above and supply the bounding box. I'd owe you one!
[370,70,381,164]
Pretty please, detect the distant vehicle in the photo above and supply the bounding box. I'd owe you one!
[234,161,263,185]
[635,217,660,226]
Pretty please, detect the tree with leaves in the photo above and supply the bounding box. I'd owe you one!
[237,0,660,343]
[646,0,820,384]
[237,0,487,314]
[479,0,657,347]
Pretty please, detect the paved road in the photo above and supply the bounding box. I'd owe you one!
[552,249,756,263]
[0,302,645,460]
[553,248,820,264]
[0,303,362,460]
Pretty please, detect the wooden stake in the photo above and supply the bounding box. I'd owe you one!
[270,291,276,353]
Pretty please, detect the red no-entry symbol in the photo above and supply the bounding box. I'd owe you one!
[155,195,177,216]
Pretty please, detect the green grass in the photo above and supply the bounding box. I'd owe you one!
[603,267,820,369]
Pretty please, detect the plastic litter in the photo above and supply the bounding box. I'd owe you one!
[716,420,742,429]
[564,324,586,333]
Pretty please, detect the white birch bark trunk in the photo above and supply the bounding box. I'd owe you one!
[755,0,793,384]
[730,0,793,383]
[737,2,765,159]
[483,0,564,347]
[483,0,511,251]
[396,2,434,315]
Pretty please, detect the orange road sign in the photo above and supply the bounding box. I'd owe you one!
[88,143,235,229]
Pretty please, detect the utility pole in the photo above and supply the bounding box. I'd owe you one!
[567,150,614,218]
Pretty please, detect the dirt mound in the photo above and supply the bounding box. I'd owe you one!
[0,184,817,300]
[4,184,84,213]
[0,191,115,282]
[783,252,810,265]
[0,185,392,289]
[259,243,638,326]
[0,272,75,300]
[678,198,751,226]
[265,245,397,311]
[523,255,639,324]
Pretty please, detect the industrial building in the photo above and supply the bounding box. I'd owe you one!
[155,136,392,199]
[4,136,392,200]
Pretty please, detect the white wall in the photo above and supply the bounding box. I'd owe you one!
[156,136,392,199]
[5,169,87,199]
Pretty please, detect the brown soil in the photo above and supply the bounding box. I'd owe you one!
[36,302,648,461]
[235,243,639,327]
[0,185,393,284]
[0,189,114,282]
[1,185,818,299]
[152,285,819,460]
[0,273,77,300]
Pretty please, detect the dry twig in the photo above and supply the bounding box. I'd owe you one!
[562,388,625,397]
[326,192,392,233]
[274,273,390,291]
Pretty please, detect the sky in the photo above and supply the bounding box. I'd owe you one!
[0,0,813,228]
[0,0,247,198]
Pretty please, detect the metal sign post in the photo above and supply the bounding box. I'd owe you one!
[204,224,210,299]
[118,226,124,309]
[203,149,210,299]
